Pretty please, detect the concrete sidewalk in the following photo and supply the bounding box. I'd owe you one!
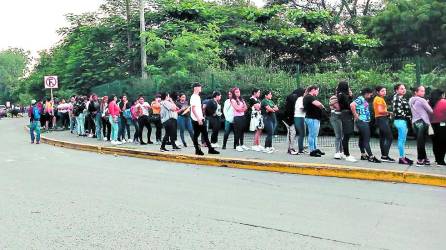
[38,121,446,178]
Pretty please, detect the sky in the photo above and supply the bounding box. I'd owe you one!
[0,0,265,58]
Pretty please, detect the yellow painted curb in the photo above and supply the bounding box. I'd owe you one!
[36,133,446,188]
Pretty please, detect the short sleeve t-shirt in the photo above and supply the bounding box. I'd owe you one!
[373,96,387,118]
[303,95,322,120]
[190,94,203,121]
[261,99,275,116]
[355,96,371,122]
[204,99,218,117]
[294,96,305,117]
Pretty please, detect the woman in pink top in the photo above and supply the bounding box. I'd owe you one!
[429,89,446,166]
[108,95,121,145]
[230,87,249,152]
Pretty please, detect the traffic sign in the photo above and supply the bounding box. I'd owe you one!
[44,76,58,89]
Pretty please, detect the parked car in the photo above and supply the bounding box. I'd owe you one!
[0,105,6,118]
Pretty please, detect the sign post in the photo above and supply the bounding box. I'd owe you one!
[44,76,58,100]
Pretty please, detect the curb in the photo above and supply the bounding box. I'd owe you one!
[38,134,446,188]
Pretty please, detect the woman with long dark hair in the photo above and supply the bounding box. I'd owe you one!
[429,89,446,166]
[230,87,248,152]
[261,90,279,154]
[373,86,395,162]
[392,83,413,165]
[293,88,306,154]
[336,81,356,162]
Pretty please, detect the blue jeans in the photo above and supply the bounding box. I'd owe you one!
[131,118,139,142]
[76,113,85,135]
[70,115,77,132]
[294,117,305,152]
[109,116,119,141]
[394,119,408,158]
[94,112,102,140]
[305,118,320,152]
[177,115,194,145]
[223,121,234,148]
[263,114,277,148]
[30,121,41,143]
[118,116,131,140]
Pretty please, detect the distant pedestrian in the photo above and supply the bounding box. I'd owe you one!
[261,90,279,154]
[293,88,306,154]
[176,93,194,147]
[303,86,326,157]
[151,95,163,145]
[222,90,235,150]
[392,83,413,165]
[248,89,263,152]
[29,100,41,144]
[231,87,249,152]
[160,92,180,151]
[108,95,121,145]
[337,81,356,162]
[373,86,395,162]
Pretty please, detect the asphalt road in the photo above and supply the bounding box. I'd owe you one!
[1,118,445,250]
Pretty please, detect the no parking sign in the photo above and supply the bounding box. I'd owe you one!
[44,76,58,89]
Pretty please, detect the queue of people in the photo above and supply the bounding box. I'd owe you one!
[28,81,446,167]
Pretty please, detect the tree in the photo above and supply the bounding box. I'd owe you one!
[0,48,29,103]
[363,0,446,59]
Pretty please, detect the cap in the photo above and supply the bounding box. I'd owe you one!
[192,82,202,88]
[31,100,36,105]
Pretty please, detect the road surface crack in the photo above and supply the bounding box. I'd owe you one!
[212,218,361,247]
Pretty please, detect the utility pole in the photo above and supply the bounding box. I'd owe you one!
[139,0,148,79]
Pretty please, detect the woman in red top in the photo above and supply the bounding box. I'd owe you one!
[430,89,446,166]
[108,95,121,145]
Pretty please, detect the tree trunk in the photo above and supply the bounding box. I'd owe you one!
[125,0,134,73]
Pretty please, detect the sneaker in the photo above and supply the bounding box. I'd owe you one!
[147,141,154,144]
[241,145,250,151]
[195,149,205,156]
[140,142,147,145]
[399,157,412,165]
[103,137,108,141]
[36,141,40,144]
[116,141,123,145]
[211,143,220,148]
[251,145,261,152]
[288,149,298,155]
[155,140,161,145]
[436,162,446,167]
[236,146,244,152]
[368,156,381,163]
[334,153,342,160]
[263,147,274,154]
[310,150,321,157]
[87,134,94,138]
[127,139,133,143]
[416,159,425,167]
[160,147,169,152]
[381,156,396,163]
[208,148,220,154]
[315,149,325,155]
[345,156,357,162]
[424,159,431,166]
[111,140,118,145]
[257,145,265,151]
[360,155,369,161]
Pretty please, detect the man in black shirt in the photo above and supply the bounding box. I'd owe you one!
[303,86,326,157]
[204,91,222,147]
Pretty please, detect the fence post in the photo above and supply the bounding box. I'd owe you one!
[416,56,421,86]
[295,64,301,88]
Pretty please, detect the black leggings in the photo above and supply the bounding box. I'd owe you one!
[356,120,373,157]
[208,116,221,144]
[102,117,111,140]
[376,116,393,157]
[151,115,162,141]
[162,118,177,147]
[413,120,428,160]
[138,115,152,143]
[341,112,354,156]
[432,123,446,164]
[233,116,246,147]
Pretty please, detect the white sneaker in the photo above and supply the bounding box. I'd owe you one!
[241,145,250,151]
[103,137,108,141]
[211,143,220,148]
[252,145,261,152]
[236,146,244,152]
[345,156,357,162]
[257,145,265,151]
[155,140,161,145]
[127,139,133,143]
[87,134,94,138]
[341,153,347,159]
[334,153,342,159]
[111,140,118,145]
[263,147,274,154]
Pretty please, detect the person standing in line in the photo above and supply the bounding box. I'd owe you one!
[337,81,356,162]
[429,89,446,166]
[231,87,249,152]
[160,92,181,151]
[57,99,70,130]
[136,96,152,145]
[222,90,235,150]
[29,100,41,144]
[68,96,76,134]
[176,93,194,147]
[351,88,381,163]
[261,90,279,154]
[118,95,132,143]
[44,98,55,131]
[190,83,220,155]
[392,83,414,165]
[293,88,306,154]
[373,86,395,162]
[108,95,122,145]
[87,94,101,139]
[130,99,140,144]
[303,86,326,157]
[74,96,87,136]
[329,89,343,159]
[409,86,433,167]
[100,96,111,141]
[248,89,264,152]
[204,91,222,148]
[151,95,163,145]
[283,89,300,155]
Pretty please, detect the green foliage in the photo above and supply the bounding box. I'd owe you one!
[0,48,29,103]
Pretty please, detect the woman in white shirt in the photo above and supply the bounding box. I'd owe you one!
[293,88,306,154]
